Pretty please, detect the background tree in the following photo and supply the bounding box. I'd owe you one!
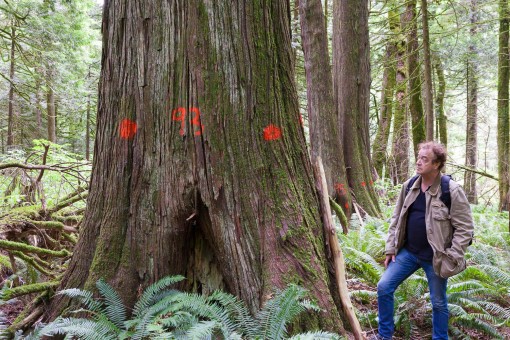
[433,53,447,148]
[333,0,380,217]
[421,0,434,141]
[403,0,425,156]
[465,0,479,204]
[498,0,510,212]
[299,0,351,221]
[0,0,100,155]
[45,0,347,334]
[372,2,398,179]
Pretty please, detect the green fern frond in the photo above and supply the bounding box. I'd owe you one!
[38,317,119,340]
[478,265,510,286]
[349,289,377,303]
[177,292,236,338]
[450,315,504,339]
[129,291,183,340]
[478,301,510,320]
[343,247,383,284]
[448,325,469,340]
[184,320,218,339]
[57,288,104,313]
[467,312,505,325]
[96,279,127,329]
[287,330,342,339]
[448,303,468,317]
[447,280,484,292]
[207,290,257,336]
[132,275,185,317]
[256,284,308,340]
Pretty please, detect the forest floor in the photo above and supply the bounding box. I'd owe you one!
[347,277,510,340]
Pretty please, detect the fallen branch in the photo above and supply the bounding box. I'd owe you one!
[313,157,365,340]
[0,239,70,258]
[446,162,498,181]
[1,280,59,300]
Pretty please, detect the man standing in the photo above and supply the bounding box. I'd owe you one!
[375,141,474,340]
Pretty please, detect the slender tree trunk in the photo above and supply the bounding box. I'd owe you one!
[7,25,16,146]
[465,0,478,204]
[35,76,43,136]
[421,0,434,141]
[300,0,351,218]
[86,93,91,161]
[390,5,410,185]
[498,0,510,211]
[433,53,447,148]
[333,0,380,217]
[372,4,399,178]
[45,0,346,333]
[403,0,425,156]
[46,68,57,143]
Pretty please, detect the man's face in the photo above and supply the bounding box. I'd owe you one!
[416,148,439,176]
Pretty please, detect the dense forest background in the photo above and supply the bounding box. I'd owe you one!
[0,0,508,339]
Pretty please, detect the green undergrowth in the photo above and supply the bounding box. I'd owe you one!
[340,200,510,339]
[11,276,342,340]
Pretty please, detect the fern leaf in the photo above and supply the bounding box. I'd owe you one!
[38,317,118,340]
[57,288,104,313]
[287,330,342,339]
[208,290,257,336]
[184,320,218,339]
[256,285,308,340]
[132,275,185,317]
[95,278,127,329]
[176,292,236,338]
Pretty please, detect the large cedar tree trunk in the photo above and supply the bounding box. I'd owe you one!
[45,0,345,333]
[333,0,380,217]
[299,0,351,218]
[498,0,510,211]
[465,0,478,204]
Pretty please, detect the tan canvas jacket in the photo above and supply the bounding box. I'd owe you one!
[385,173,474,278]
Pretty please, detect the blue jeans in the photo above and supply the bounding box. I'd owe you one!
[377,248,449,340]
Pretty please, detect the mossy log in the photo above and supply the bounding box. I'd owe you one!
[1,280,59,300]
[0,239,70,258]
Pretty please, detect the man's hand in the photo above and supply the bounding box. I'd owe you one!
[384,254,395,269]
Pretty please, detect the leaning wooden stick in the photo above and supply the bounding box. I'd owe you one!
[313,157,365,340]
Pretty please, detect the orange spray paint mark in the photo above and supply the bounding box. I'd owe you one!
[263,124,282,141]
[361,181,366,187]
[171,107,186,136]
[189,107,204,136]
[344,203,349,210]
[120,119,137,139]
[335,183,346,195]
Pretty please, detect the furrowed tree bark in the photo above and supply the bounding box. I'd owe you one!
[299,0,351,219]
[465,0,478,204]
[44,0,346,333]
[433,53,447,148]
[390,4,410,185]
[372,3,399,178]
[333,0,380,217]
[498,0,510,211]
[421,0,434,141]
[403,0,425,157]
